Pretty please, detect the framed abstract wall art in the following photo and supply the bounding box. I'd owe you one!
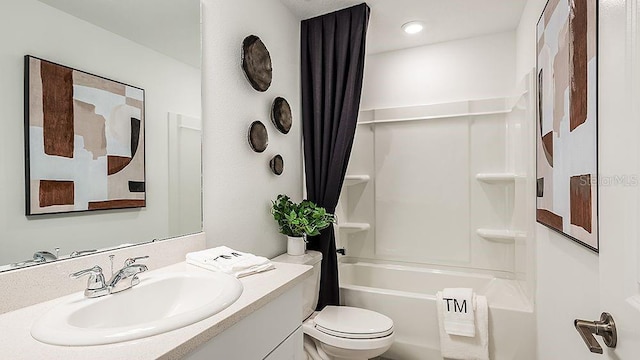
[25,56,146,215]
[536,0,598,251]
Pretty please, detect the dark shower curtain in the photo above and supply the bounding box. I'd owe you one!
[301,3,370,309]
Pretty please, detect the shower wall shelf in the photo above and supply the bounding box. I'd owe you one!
[344,175,371,186]
[475,173,520,183]
[337,223,371,234]
[356,97,516,126]
[476,229,525,243]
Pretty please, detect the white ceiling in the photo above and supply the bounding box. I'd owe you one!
[38,0,201,68]
[38,0,526,65]
[279,0,528,54]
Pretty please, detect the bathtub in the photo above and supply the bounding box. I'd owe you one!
[339,261,536,360]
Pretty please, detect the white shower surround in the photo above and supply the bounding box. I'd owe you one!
[336,37,537,356]
[338,33,535,285]
[337,96,527,275]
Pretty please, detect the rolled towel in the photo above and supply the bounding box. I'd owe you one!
[436,291,489,360]
[441,288,475,337]
[186,246,275,278]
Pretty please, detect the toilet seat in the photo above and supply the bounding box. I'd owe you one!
[314,306,394,339]
[302,307,395,352]
[303,319,394,351]
[316,325,394,339]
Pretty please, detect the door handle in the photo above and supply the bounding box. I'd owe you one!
[574,312,617,354]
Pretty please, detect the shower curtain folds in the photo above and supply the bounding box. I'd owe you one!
[301,2,370,309]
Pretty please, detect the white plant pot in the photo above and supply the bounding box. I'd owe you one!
[287,236,306,256]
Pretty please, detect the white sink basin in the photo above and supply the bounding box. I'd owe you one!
[31,271,243,346]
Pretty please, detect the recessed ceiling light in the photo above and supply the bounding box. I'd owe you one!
[402,21,424,35]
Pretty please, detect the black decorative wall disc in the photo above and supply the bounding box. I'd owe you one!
[270,154,284,175]
[271,97,292,134]
[242,35,272,92]
[248,121,268,153]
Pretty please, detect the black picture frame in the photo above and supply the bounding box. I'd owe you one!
[535,0,599,252]
[24,55,146,216]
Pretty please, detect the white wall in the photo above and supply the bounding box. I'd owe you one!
[361,31,516,110]
[516,1,601,359]
[516,0,545,81]
[201,0,302,257]
[0,0,201,265]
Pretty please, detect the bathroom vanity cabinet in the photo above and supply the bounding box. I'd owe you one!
[185,284,304,360]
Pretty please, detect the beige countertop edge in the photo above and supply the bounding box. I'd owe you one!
[0,260,312,360]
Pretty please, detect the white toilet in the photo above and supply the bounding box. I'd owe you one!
[273,251,394,360]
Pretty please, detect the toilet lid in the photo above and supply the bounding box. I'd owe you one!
[314,306,394,339]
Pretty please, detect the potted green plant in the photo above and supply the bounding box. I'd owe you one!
[271,195,336,256]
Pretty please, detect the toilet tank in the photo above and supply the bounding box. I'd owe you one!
[272,250,323,321]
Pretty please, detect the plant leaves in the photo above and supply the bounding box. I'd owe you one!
[271,194,336,237]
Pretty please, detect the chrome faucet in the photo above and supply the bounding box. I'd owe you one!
[33,250,58,263]
[108,256,149,294]
[11,248,60,268]
[70,256,149,298]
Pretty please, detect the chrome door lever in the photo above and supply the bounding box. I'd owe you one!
[574,312,617,354]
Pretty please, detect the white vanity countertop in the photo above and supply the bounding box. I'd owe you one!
[0,261,312,360]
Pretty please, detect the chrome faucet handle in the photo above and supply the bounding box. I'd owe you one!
[70,265,102,278]
[70,249,97,257]
[108,258,149,294]
[70,265,105,286]
[124,256,149,266]
[11,259,36,268]
[70,266,109,298]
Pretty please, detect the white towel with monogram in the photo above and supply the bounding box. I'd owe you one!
[436,288,489,360]
[441,288,476,337]
[186,246,274,277]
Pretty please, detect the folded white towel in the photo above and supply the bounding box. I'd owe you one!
[436,291,489,360]
[186,246,275,278]
[442,288,475,337]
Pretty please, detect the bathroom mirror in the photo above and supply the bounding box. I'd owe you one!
[0,0,202,272]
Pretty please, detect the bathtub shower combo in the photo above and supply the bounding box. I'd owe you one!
[335,78,536,359]
[339,262,534,359]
